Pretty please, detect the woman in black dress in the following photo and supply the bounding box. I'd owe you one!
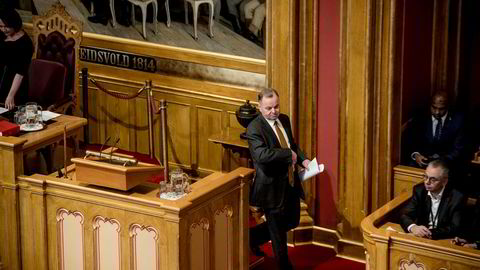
[0,9,33,109]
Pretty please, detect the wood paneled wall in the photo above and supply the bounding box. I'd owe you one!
[336,0,474,258]
[76,0,314,177]
[28,0,471,262]
[81,65,252,176]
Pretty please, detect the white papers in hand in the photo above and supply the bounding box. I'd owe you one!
[299,158,324,182]
[42,111,61,122]
[0,107,8,114]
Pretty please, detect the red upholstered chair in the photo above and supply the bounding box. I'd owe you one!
[27,3,83,173]
[28,59,67,111]
[32,3,83,114]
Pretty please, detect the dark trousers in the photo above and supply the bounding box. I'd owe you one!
[250,186,300,270]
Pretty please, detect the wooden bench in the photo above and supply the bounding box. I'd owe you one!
[361,189,480,270]
[393,165,424,197]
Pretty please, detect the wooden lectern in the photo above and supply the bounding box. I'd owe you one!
[71,148,164,191]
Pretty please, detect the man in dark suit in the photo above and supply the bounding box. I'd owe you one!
[246,88,310,270]
[400,160,465,240]
[405,91,466,169]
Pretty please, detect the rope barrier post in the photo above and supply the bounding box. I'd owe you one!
[159,99,168,182]
[82,68,89,145]
[146,80,155,159]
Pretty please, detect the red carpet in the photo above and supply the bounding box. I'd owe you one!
[250,243,364,270]
[249,216,364,270]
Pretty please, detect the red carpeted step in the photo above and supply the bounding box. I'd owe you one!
[251,243,364,270]
[249,216,364,269]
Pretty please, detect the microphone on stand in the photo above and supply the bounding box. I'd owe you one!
[99,136,111,159]
[110,137,120,162]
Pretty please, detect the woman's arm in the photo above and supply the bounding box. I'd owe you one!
[5,73,23,109]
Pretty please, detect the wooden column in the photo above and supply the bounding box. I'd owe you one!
[268,0,315,231]
[298,0,318,219]
[0,137,27,270]
[267,0,298,119]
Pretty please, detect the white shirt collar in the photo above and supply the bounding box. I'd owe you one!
[431,112,448,123]
[263,116,279,128]
[427,185,446,201]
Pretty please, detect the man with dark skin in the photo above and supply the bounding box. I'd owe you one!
[405,91,466,168]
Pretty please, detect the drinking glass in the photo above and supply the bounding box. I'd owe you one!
[14,106,26,125]
[169,169,189,195]
[25,102,43,129]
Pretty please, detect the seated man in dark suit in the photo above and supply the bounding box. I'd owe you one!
[400,160,465,240]
[404,91,466,169]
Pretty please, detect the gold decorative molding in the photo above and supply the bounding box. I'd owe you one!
[398,254,426,270]
[82,33,266,74]
[214,205,233,218]
[214,205,234,270]
[189,218,210,270]
[93,216,121,270]
[129,224,159,270]
[56,208,85,270]
[190,218,210,232]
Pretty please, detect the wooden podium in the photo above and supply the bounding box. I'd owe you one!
[72,156,163,191]
[1,137,254,270]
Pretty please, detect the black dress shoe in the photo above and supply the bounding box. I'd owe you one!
[250,245,265,257]
[88,15,108,26]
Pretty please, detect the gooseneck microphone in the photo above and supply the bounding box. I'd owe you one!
[110,137,121,162]
[98,136,111,159]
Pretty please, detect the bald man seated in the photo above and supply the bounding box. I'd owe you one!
[400,160,466,240]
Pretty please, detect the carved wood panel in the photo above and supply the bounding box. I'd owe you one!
[81,75,247,175]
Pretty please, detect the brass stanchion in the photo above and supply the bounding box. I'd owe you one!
[146,80,155,159]
[159,100,168,182]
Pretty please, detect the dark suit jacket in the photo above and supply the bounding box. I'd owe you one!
[246,114,307,209]
[462,198,480,242]
[405,111,466,165]
[400,184,465,240]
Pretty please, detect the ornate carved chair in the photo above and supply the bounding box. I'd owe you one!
[27,3,83,174]
[31,3,83,114]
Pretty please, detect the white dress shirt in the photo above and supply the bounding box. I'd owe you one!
[411,112,448,160]
[264,117,291,148]
[407,186,445,232]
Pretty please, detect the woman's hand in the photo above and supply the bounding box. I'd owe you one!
[5,94,15,110]
[5,74,24,110]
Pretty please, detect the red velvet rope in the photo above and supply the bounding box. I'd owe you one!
[89,78,146,100]
[89,78,166,115]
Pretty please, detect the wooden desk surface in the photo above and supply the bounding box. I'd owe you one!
[20,114,87,153]
[208,127,248,149]
[379,222,455,245]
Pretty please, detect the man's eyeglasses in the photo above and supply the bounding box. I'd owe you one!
[422,174,442,183]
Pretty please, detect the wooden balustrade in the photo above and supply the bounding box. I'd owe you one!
[361,187,480,270]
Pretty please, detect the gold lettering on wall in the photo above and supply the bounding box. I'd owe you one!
[80,46,156,73]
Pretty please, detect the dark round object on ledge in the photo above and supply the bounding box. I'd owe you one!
[236,100,259,139]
